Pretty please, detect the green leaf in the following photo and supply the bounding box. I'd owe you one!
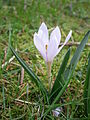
[10,46,49,104]
[50,31,90,104]
[70,31,90,71]
[2,83,5,111]
[64,31,90,82]
[49,48,71,103]
[43,32,89,120]
[84,53,90,118]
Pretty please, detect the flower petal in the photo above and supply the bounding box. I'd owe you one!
[47,38,59,62]
[56,30,72,55]
[50,26,61,46]
[52,107,62,117]
[38,22,48,46]
[34,33,46,60]
[47,26,61,61]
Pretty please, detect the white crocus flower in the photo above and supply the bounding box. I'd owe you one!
[34,22,72,89]
[34,22,72,63]
[52,107,62,117]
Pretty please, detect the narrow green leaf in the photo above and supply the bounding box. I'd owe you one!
[50,31,90,104]
[52,67,72,105]
[2,83,5,111]
[70,31,90,71]
[9,106,12,120]
[84,53,90,117]
[50,48,71,103]
[10,46,49,104]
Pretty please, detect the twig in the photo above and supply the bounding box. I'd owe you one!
[10,62,20,66]
[2,47,7,65]
[2,56,15,68]
[17,90,30,99]
[59,42,90,47]
[20,67,24,85]
[0,79,9,84]
[15,99,37,105]
[24,0,27,11]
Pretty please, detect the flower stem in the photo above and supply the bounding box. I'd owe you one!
[47,62,52,91]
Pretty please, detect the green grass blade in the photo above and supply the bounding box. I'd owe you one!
[10,46,49,104]
[70,31,90,71]
[50,48,71,103]
[52,68,72,105]
[51,31,90,104]
[64,31,90,82]
[2,83,5,111]
[84,53,90,117]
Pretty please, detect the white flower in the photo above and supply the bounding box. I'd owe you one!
[52,107,62,117]
[34,22,72,62]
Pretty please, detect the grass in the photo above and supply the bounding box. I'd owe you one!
[0,0,90,119]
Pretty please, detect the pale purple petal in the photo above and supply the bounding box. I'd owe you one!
[47,38,59,62]
[50,26,61,45]
[56,30,72,55]
[62,30,72,47]
[52,107,62,117]
[38,22,48,46]
[47,26,61,61]
[34,33,46,60]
